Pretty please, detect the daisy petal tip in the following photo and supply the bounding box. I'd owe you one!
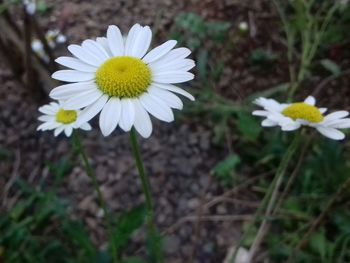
[304,96,316,105]
[101,130,110,137]
[141,132,152,139]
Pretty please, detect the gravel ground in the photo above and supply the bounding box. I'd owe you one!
[2,0,350,262]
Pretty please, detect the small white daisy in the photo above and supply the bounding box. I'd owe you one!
[23,0,36,15]
[37,101,92,137]
[238,21,249,32]
[50,24,195,138]
[253,96,350,140]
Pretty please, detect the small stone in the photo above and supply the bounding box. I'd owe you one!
[187,198,200,210]
[163,235,180,254]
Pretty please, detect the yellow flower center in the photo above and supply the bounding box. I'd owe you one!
[95,56,152,98]
[56,109,77,124]
[282,103,324,123]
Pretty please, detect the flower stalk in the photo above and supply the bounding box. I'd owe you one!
[129,128,156,230]
[72,131,118,263]
[231,133,300,262]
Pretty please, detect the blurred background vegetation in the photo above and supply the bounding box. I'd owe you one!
[1,0,350,262]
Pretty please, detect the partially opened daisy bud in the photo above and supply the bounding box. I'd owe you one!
[253,96,350,140]
[50,24,195,138]
[37,101,92,137]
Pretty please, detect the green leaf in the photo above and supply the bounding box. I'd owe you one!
[206,22,231,43]
[62,221,96,259]
[37,0,49,15]
[0,148,10,160]
[122,257,146,263]
[236,112,262,141]
[146,228,163,263]
[249,48,277,66]
[111,206,147,253]
[309,231,327,260]
[212,154,241,187]
[320,59,341,76]
[197,49,208,81]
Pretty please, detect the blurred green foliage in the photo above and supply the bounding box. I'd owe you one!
[249,48,277,68]
[172,12,230,82]
[212,154,241,187]
[0,158,158,263]
[0,180,97,263]
[175,4,350,260]
[1,0,350,262]
[111,205,146,254]
[267,140,350,262]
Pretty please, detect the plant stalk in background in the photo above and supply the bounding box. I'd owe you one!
[231,133,300,263]
[72,131,118,263]
[287,174,350,262]
[273,0,340,100]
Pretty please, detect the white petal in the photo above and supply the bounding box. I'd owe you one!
[140,93,174,122]
[119,99,135,132]
[55,57,97,72]
[49,102,60,110]
[320,108,327,114]
[79,123,92,131]
[124,24,142,56]
[76,95,109,125]
[82,40,110,61]
[49,83,97,100]
[150,58,195,73]
[148,47,191,68]
[268,113,292,125]
[64,126,73,137]
[304,96,316,106]
[261,119,277,127]
[154,83,195,101]
[142,40,177,64]
[96,37,113,57]
[38,115,54,122]
[281,122,301,131]
[99,98,121,136]
[148,86,183,110]
[54,126,65,136]
[316,127,345,140]
[326,118,350,129]
[107,25,124,57]
[37,121,61,131]
[130,26,152,58]
[133,99,153,138]
[324,111,349,121]
[63,89,103,110]
[68,44,103,67]
[252,110,269,117]
[254,97,283,112]
[153,71,194,84]
[52,70,95,82]
[38,105,56,115]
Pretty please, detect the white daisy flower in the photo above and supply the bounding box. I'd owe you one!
[23,0,36,15]
[49,24,195,138]
[238,21,248,32]
[253,96,350,140]
[37,101,92,137]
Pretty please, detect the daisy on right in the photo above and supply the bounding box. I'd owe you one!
[253,96,350,140]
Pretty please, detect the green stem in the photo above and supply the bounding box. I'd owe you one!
[72,131,118,263]
[230,133,300,263]
[129,128,154,221]
[287,175,350,262]
[129,129,163,262]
